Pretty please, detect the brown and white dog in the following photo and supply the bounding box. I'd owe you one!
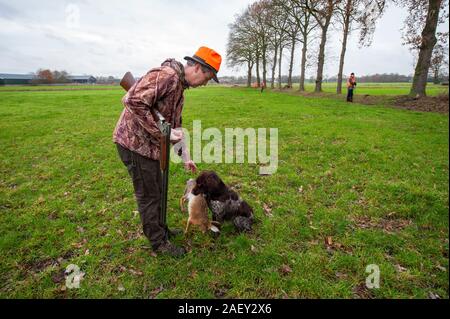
[180,179,220,234]
[192,171,254,232]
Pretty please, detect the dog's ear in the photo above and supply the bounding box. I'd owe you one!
[194,173,205,188]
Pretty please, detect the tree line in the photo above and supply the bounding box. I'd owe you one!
[226,0,448,97]
[31,69,118,85]
[219,72,448,85]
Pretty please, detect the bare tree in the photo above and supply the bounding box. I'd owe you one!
[266,0,291,88]
[395,0,449,97]
[430,35,449,83]
[305,0,342,93]
[52,70,70,83]
[335,0,385,94]
[227,11,258,87]
[248,1,273,87]
[281,0,318,91]
[286,14,302,88]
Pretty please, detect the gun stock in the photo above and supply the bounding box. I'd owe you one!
[120,72,136,92]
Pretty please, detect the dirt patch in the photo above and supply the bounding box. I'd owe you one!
[351,216,412,234]
[25,250,75,273]
[392,94,449,113]
[272,88,449,114]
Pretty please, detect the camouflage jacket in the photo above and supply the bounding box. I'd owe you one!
[113,59,189,160]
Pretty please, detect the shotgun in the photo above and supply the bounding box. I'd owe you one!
[120,72,171,238]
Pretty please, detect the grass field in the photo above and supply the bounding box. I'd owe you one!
[0,85,448,298]
[1,82,447,96]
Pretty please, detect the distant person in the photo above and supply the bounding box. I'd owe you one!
[261,80,266,93]
[347,73,357,102]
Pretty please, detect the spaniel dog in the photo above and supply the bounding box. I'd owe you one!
[192,171,254,232]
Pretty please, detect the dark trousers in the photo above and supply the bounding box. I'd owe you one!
[347,88,354,102]
[116,144,167,249]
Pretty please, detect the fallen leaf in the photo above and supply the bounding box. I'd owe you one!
[129,268,143,276]
[263,203,273,217]
[335,272,348,279]
[325,236,333,247]
[51,270,66,284]
[251,245,257,253]
[119,265,127,272]
[149,285,164,299]
[280,264,292,275]
[395,264,407,273]
[84,249,90,256]
[118,284,125,292]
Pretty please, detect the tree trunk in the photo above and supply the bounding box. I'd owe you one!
[278,46,283,89]
[410,0,442,97]
[299,33,308,92]
[256,53,261,88]
[288,37,296,89]
[247,62,253,88]
[315,18,332,93]
[433,67,440,84]
[271,44,279,89]
[262,44,267,87]
[337,0,352,94]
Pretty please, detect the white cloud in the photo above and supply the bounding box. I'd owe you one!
[0,0,448,78]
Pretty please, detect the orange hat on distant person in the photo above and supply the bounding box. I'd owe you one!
[184,46,222,83]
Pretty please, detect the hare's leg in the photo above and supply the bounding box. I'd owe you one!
[184,218,191,234]
[180,197,187,212]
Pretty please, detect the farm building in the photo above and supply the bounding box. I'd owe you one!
[0,74,35,85]
[68,75,97,84]
[0,73,97,85]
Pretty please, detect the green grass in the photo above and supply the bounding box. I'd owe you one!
[0,85,448,298]
[0,85,121,91]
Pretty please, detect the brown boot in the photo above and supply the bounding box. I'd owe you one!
[154,241,186,257]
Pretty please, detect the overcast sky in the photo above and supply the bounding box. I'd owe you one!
[0,0,448,78]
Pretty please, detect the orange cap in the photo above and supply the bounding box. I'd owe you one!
[184,46,222,83]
